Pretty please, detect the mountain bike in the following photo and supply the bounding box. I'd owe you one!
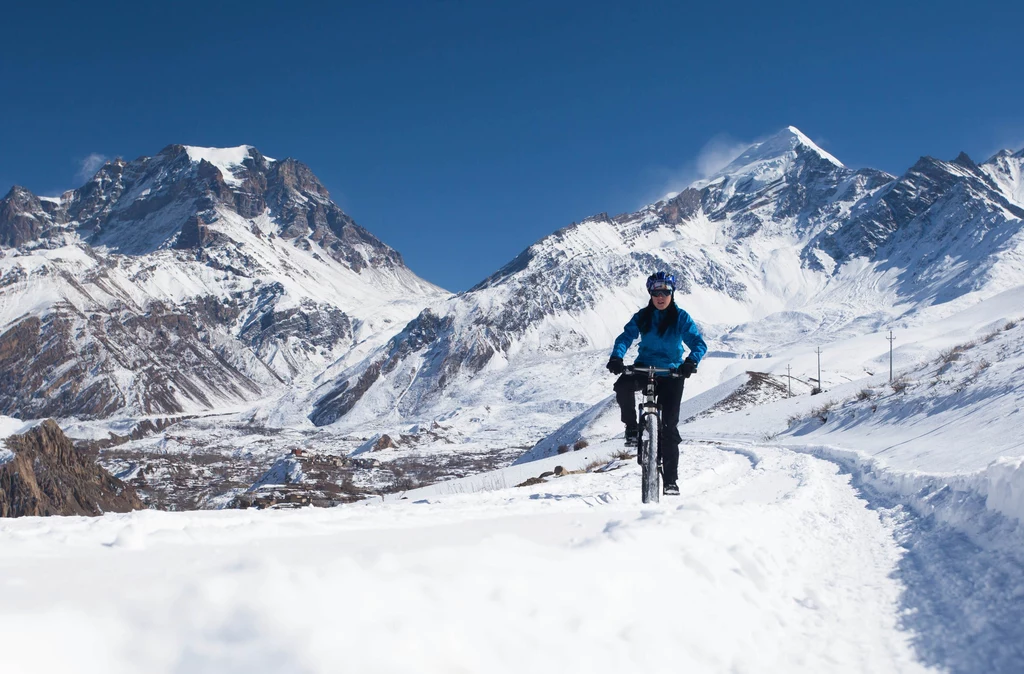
[624,365,682,504]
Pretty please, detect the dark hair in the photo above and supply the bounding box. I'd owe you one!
[636,299,678,336]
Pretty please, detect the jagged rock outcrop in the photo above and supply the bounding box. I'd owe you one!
[0,419,143,517]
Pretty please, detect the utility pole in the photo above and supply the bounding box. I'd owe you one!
[787,364,792,397]
[887,330,896,382]
[816,347,822,393]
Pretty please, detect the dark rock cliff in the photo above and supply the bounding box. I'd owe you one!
[1,419,143,517]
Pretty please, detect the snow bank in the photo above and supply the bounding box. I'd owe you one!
[788,443,1024,562]
[985,456,1024,524]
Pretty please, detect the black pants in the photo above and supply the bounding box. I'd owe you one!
[614,371,684,484]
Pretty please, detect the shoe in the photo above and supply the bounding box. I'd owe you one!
[624,426,638,447]
[663,482,679,496]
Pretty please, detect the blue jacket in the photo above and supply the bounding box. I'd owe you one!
[611,304,707,369]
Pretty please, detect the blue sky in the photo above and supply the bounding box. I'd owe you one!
[2,0,1022,291]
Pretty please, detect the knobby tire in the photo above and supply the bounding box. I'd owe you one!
[642,411,660,503]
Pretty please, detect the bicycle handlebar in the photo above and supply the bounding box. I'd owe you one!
[623,365,682,378]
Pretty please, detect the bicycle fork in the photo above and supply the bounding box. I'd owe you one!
[637,401,661,469]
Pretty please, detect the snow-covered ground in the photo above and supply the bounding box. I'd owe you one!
[1,437,945,674]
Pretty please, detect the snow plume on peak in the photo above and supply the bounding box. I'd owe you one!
[75,153,109,183]
[657,127,841,203]
[695,135,752,177]
[688,126,846,200]
[657,134,752,202]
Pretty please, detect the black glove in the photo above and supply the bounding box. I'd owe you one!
[606,357,625,375]
[677,358,697,378]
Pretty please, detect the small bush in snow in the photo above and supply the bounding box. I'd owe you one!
[891,376,910,394]
[856,388,873,402]
[938,341,975,366]
[612,449,635,461]
[392,476,417,492]
[938,347,962,364]
[811,401,835,423]
[557,444,570,454]
[573,439,589,451]
[1005,319,1019,331]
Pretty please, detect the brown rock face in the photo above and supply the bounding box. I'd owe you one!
[0,300,264,420]
[0,186,57,247]
[0,419,143,517]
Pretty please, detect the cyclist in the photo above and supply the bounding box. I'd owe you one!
[606,271,707,496]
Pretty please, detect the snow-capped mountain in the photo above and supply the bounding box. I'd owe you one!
[311,126,1024,432]
[4,128,1024,510]
[0,145,446,419]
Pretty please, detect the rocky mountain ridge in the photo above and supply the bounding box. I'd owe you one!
[1,144,407,266]
[0,145,446,420]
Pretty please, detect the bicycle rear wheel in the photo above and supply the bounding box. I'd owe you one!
[641,411,660,503]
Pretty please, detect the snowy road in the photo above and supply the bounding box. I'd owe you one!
[1,441,935,673]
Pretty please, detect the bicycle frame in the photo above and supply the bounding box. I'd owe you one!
[624,365,679,504]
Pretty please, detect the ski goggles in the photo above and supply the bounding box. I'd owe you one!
[649,289,672,297]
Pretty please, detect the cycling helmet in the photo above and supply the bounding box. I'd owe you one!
[646,271,676,293]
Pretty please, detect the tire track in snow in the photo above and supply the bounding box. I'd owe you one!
[721,439,1024,673]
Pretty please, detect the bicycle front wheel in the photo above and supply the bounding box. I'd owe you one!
[641,411,660,503]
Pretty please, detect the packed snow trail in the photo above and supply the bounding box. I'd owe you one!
[0,442,932,673]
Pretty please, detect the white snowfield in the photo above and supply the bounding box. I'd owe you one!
[1,439,942,674]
